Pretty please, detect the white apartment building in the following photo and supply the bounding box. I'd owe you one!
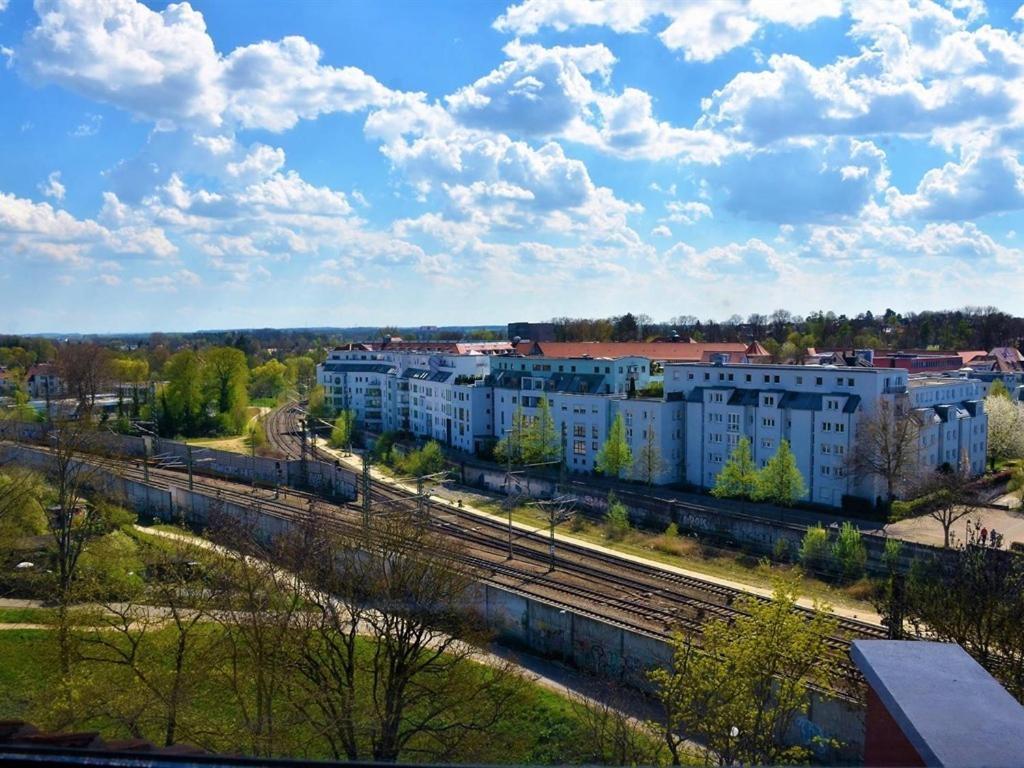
[665,361,987,506]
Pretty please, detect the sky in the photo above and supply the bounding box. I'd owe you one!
[1,0,1024,334]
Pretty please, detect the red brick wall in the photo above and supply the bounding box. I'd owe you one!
[864,687,925,767]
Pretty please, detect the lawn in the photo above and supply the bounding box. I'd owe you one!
[0,620,614,764]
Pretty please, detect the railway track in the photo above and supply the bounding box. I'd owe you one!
[265,403,888,654]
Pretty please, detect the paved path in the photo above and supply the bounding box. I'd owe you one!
[884,504,1024,547]
[324,443,882,626]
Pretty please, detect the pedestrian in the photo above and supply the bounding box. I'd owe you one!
[981,527,988,543]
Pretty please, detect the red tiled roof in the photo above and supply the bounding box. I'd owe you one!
[525,341,749,361]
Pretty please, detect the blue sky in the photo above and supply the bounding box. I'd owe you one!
[1,0,1023,333]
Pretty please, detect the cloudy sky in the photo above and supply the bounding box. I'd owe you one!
[1,0,1023,333]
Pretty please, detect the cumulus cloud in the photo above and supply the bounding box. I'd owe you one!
[663,201,712,225]
[19,0,396,132]
[494,0,842,61]
[225,144,286,179]
[38,171,65,201]
[888,145,1024,220]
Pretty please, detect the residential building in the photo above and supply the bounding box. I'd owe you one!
[665,361,986,506]
[26,364,62,399]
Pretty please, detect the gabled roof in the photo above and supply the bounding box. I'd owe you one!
[523,341,749,362]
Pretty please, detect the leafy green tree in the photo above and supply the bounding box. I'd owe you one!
[284,356,316,393]
[397,440,446,477]
[988,379,1011,399]
[831,521,867,582]
[494,406,528,465]
[711,438,758,499]
[329,410,356,450]
[160,350,205,436]
[522,396,560,464]
[307,384,328,418]
[649,578,841,766]
[203,347,249,433]
[754,440,806,506]
[604,491,630,541]
[799,524,831,575]
[596,414,632,478]
[249,360,289,400]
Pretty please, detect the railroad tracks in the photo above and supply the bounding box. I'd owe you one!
[264,404,888,654]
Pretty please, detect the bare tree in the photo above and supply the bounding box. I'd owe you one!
[915,453,979,548]
[57,342,113,415]
[287,504,524,763]
[567,686,665,766]
[848,398,920,502]
[633,422,665,486]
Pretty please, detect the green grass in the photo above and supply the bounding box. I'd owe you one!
[0,620,610,764]
[0,606,56,625]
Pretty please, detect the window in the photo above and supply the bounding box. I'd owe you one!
[592,425,598,438]
[573,424,585,437]
[763,375,770,383]
[762,417,775,427]
[761,438,773,449]
[763,395,776,406]
[816,377,823,386]
[836,423,845,433]
[745,374,752,382]
[573,439,586,455]
[727,433,739,447]
[592,441,598,450]
[822,422,832,432]
[774,375,780,383]
[821,465,831,476]
[796,376,803,385]
[727,413,740,431]
[822,443,832,454]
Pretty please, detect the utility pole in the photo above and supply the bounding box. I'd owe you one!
[186,444,194,491]
[250,422,257,492]
[417,475,425,518]
[362,452,371,531]
[533,495,575,572]
[142,436,150,484]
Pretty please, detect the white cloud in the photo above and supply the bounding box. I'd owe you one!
[494,0,842,61]
[69,114,103,137]
[238,171,352,217]
[222,36,394,132]
[887,144,1024,219]
[651,224,672,237]
[38,171,65,201]
[225,144,286,179]
[20,0,396,132]
[663,201,712,225]
[132,269,200,291]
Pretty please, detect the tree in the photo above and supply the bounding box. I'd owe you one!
[985,395,1024,470]
[632,422,664,486]
[612,313,639,341]
[287,506,523,762]
[396,440,446,477]
[711,438,757,500]
[494,406,528,465]
[798,524,830,575]
[895,521,1024,700]
[754,440,806,506]
[604,491,630,541]
[284,356,316,393]
[988,379,1011,399]
[307,384,328,418]
[596,414,632,478]
[57,342,113,415]
[249,360,289,401]
[649,578,841,766]
[831,521,866,582]
[521,396,560,464]
[916,456,978,548]
[159,350,205,437]
[203,347,250,433]
[849,399,920,501]
[329,410,356,450]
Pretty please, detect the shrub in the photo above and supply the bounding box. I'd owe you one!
[396,440,446,477]
[772,537,793,563]
[799,524,831,575]
[664,521,679,538]
[831,522,867,582]
[605,492,630,542]
[882,537,903,571]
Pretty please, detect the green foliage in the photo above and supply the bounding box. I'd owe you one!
[604,492,630,541]
[158,347,250,437]
[831,522,867,582]
[882,537,903,571]
[988,379,1011,399]
[772,536,793,563]
[329,410,356,449]
[595,414,632,478]
[712,438,758,500]
[664,521,679,538]
[799,524,831,574]
[521,397,560,464]
[753,440,806,506]
[283,356,316,393]
[395,441,446,477]
[649,577,841,766]
[245,419,267,453]
[372,431,398,464]
[77,530,143,597]
[307,384,328,418]
[249,359,289,400]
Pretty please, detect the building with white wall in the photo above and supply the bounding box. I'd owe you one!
[665,361,987,506]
